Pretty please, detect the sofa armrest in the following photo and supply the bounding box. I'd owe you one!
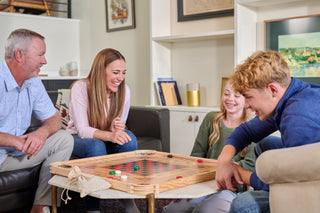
[126,106,170,152]
[256,142,320,184]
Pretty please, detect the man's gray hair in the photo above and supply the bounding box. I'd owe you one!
[5,29,45,59]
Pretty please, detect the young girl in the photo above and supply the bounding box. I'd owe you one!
[67,48,139,213]
[163,81,256,213]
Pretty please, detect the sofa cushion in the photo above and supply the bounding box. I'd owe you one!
[55,89,71,129]
[0,165,41,195]
[0,164,41,211]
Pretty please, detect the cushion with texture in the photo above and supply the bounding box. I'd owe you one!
[55,89,71,129]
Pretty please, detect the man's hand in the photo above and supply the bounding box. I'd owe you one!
[216,161,244,191]
[21,130,47,159]
[232,163,252,186]
[216,145,243,191]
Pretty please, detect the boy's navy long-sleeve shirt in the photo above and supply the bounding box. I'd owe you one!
[225,77,320,191]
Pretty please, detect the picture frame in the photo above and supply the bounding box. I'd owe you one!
[265,14,320,83]
[105,0,136,32]
[220,77,230,98]
[177,0,234,22]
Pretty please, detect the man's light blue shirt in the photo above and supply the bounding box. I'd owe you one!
[0,60,57,165]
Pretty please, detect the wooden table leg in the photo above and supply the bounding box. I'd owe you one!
[147,193,155,213]
[52,185,57,213]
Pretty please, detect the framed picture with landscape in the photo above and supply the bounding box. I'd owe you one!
[105,0,136,32]
[265,14,320,84]
[177,0,234,22]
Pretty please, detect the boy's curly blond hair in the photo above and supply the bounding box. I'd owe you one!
[231,51,291,94]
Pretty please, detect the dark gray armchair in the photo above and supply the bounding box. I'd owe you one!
[127,106,170,153]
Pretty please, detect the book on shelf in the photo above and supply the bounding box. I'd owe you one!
[154,81,164,105]
[156,80,182,106]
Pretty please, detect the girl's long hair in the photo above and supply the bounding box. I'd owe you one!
[86,48,126,130]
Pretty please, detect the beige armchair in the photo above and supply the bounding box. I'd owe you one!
[256,142,320,213]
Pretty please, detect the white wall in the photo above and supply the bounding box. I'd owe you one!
[172,38,234,107]
[72,0,150,106]
[0,12,80,76]
[0,0,150,106]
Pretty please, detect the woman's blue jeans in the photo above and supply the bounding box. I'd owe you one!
[72,130,138,211]
[229,135,283,213]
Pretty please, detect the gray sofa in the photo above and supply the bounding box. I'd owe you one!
[0,91,170,212]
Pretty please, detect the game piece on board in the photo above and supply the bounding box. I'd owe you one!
[197,159,203,163]
[176,176,183,179]
[134,166,140,171]
[107,177,114,179]
[121,175,128,181]
[167,154,173,158]
[109,171,115,175]
[116,170,121,176]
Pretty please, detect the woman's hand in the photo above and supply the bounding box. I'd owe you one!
[109,130,131,145]
[111,117,126,132]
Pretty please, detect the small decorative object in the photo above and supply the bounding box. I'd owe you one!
[187,83,200,107]
[156,80,182,106]
[265,14,320,83]
[68,61,78,76]
[105,0,136,32]
[59,65,69,76]
[177,0,234,22]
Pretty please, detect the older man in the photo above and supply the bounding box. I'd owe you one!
[0,29,74,213]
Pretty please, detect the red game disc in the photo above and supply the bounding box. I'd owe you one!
[197,159,203,163]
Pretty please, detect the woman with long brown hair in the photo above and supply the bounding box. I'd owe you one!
[67,48,138,213]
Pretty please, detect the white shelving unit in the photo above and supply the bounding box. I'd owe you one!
[150,0,235,154]
[152,30,235,43]
[150,0,320,154]
[150,0,235,107]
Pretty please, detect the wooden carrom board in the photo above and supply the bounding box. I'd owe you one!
[50,150,217,195]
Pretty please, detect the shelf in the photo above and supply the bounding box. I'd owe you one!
[152,30,234,43]
[237,0,302,7]
[146,105,220,112]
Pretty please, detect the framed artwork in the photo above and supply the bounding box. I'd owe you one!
[105,0,136,32]
[177,0,234,22]
[220,77,230,98]
[265,14,320,83]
